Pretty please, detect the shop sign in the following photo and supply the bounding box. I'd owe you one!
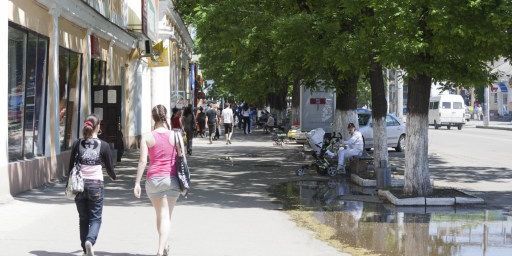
[142,0,158,41]
[90,34,101,59]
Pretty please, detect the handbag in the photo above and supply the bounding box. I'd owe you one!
[174,132,191,196]
[65,140,84,199]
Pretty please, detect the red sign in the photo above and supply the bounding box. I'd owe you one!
[310,98,326,104]
[90,35,101,59]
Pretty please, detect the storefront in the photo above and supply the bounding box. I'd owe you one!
[5,0,136,196]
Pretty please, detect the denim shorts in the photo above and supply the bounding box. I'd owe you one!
[145,176,181,198]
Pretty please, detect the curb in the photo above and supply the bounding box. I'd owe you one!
[378,189,485,206]
[475,125,512,131]
[351,174,405,187]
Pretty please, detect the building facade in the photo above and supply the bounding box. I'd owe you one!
[3,0,193,199]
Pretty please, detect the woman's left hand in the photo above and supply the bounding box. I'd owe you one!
[133,183,141,198]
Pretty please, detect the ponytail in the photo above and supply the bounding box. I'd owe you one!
[83,114,100,140]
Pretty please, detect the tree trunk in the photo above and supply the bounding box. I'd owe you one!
[268,83,288,126]
[404,74,432,196]
[369,61,389,173]
[334,74,359,139]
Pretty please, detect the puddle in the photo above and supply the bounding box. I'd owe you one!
[270,179,512,256]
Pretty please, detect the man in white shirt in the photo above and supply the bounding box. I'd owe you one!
[337,123,364,172]
[221,103,234,144]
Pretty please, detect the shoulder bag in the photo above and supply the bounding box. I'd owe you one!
[65,139,84,199]
[174,132,191,196]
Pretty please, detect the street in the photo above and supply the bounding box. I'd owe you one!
[427,125,512,211]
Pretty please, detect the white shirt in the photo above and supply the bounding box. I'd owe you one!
[222,108,234,124]
[344,130,364,151]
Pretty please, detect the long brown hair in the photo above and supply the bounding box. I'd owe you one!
[83,114,100,140]
[152,105,171,129]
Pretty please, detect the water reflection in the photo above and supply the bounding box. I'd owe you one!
[273,179,512,256]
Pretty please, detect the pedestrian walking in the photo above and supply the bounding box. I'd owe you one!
[236,103,244,129]
[69,114,117,256]
[171,107,183,131]
[222,103,234,144]
[215,106,222,140]
[197,107,206,137]
[241,104,251,134]
[134,105,183,256]
[182,106,195,155]
[205,103,218,144]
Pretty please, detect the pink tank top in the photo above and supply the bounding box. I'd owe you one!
[147,131,178,179]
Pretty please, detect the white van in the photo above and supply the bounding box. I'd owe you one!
[428,94,466,130]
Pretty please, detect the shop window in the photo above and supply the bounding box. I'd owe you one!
[8,24,48,161]
[91,59,107,86]
[59,48,83,150]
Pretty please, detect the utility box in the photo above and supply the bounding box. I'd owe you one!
[299,84,336,133]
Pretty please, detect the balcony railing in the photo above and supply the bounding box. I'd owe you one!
[82,0,128,28]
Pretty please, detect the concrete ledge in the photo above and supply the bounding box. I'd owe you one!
[379,190,425,205]
[426,197,455,206]
[351,174,376,187]
[455,196,485,204]
[351,174,404,188]
[379,189,485,206]
[476,125,512,131]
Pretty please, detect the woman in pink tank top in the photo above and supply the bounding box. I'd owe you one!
[134,105,185,256]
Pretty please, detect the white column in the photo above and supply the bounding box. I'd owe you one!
[0,2,12,202]
[109,39,115,85]
[396,70,404,121]
[80,29,92,131]
[47,7,61,155]
[484,86,490,126]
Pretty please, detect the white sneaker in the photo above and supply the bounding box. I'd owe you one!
[85,241,94,256]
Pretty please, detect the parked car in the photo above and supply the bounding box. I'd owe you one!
[358,112,406,152]
[428,94,466,130]
[464,108,471,122]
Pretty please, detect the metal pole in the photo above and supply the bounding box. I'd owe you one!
[397,70,404,121]
[484,85,490,126]
[386,69,390,114]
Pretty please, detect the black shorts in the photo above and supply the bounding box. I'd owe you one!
[208,123,216,136]
[224,123,233,133]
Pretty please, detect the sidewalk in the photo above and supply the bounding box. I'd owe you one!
[467,120,512,131]
[0,130,345,256]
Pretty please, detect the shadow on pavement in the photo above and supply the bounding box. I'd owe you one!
[12,130,306,210]
[29,251,152,256]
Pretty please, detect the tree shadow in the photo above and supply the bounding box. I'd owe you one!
[12,130,307,210]
[29,250,152,256]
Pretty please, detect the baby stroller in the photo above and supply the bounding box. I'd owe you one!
[296,128,342,177]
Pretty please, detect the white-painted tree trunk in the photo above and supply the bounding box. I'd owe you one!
[404,113,432,196]
[336,109,358,140]
[271,108,284,126]
[291,107,299,127]
[372,116,388,168]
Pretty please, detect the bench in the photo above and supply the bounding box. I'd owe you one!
[348,154,374,175]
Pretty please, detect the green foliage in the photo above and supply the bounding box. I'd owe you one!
[376,0,512,85]
[177,0,512,103]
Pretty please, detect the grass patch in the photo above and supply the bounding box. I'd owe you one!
[288,210,380,256]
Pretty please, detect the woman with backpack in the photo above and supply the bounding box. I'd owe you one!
[69,114,117,256]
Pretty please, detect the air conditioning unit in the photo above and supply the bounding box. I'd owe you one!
[139,39,152,56]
